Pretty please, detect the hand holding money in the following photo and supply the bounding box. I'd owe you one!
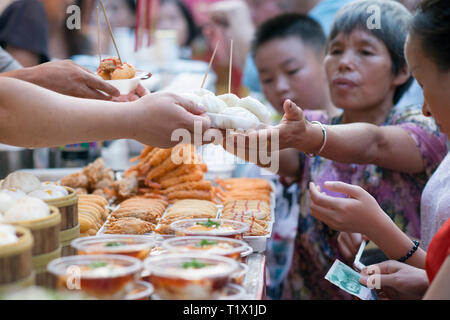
[359,260,429,300]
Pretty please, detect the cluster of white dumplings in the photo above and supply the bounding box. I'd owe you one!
[180,89,272,127]
[0,172,67,223]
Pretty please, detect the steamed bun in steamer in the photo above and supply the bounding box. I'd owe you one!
[28,185,68,200]
[0,224,19,245]
[3,196,50,222]
[1,188,26,200]
[1,172,41,194]
[0,191,18,214]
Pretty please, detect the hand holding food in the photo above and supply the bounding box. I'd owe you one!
[27,60,120,100]
[131,92,211,148]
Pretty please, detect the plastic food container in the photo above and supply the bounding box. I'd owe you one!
[231,263,249,285]
[71,235,155,260]
[125,280,154,300]
[218,284,248,300]
[170,219,250,240]
[47,254,142,300]
[143,253,238,300]
[161,236,253,261]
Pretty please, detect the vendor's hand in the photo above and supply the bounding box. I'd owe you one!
[338,232,364,265]
[359,260,429,300]
[112,84,149,102]
[130,92,211,148]
[308,181,388,237]
[30,60,120,100]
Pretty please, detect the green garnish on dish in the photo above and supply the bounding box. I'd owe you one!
[181,259,207,269]
[105,242,125,247]
[90,261,108,268]
[195,219,220,228]
[195,239,219,247]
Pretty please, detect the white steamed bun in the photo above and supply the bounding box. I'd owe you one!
[217,93,240,108]
[236,96,271,123]
[3,196,50,222]
[200,94,227,113]
[0,191,18,214]
[1,172,41,194]
[0,224,18,245]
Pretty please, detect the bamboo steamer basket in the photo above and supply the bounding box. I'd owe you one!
[0,225,34,294]
[44,187,79,257]
[9,206,61,288]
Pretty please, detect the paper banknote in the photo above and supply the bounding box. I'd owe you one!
[325,259,377,300]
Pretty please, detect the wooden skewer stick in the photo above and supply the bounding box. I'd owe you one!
[228,39,233,94]
[96,6,102,64]
[99,0,122,64]
[201,40,220,89]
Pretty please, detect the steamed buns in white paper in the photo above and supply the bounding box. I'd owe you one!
[217,93,240,108]
[237,96,271,124]
[220,107,260,123]
[182,89,271,129]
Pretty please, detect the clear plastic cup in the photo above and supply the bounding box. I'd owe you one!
[161,236,253,261]
[231,263,249,285]
[170,219,250,240]
[218,284,248,300]
[125,280,154,300]
[47,254,142,300]
[71,235,155,260]
[143,253,238,300]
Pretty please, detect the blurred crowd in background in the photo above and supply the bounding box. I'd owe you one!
[0,0,423,98]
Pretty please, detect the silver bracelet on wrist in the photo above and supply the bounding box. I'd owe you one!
[305,121,327,158]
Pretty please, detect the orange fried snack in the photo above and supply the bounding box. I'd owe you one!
[111,197,168,223]
[104,217,155,235]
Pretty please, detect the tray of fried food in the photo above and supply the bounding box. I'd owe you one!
[215,178,273,206]
[220,200,272,237]
[222,200,272,222]
[154,199,218,235]
[109,197,168,224]
[78,194,110,237]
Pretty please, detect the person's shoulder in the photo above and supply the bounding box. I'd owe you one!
[388,104,436,127]
[2,0,44,14]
